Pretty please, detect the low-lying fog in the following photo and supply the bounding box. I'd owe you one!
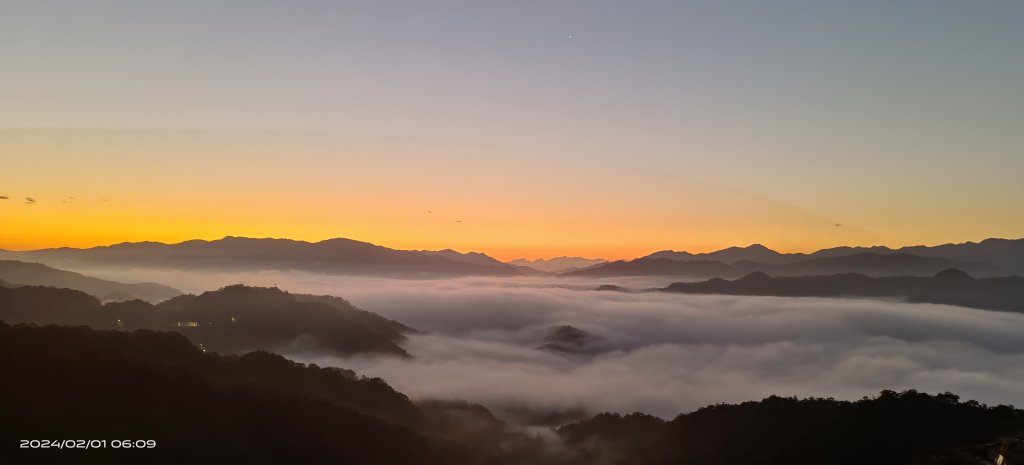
[82,268,1024,423]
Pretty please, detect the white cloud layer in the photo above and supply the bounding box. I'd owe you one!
[74,268,1024,422]
[299,276,1024,422]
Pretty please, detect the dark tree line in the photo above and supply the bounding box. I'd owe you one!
[559,391,1024,465]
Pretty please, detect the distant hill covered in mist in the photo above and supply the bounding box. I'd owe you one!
[660,269,1024,313]
[0,260,181,302]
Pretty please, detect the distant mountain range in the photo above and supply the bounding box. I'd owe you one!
[0,260,181,302]
[568,238,1024,278]
[508,257,607,273]
[0,236,521,277]
[660,269,1024,313]
[646,239,1024,270]
[2,236,1021,279]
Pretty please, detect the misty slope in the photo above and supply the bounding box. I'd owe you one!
[0,260,181,302]
[558,391,1024,465]
[0,236,521,277]
[0,284,412,356]
[661,269,1024,312]
[568,252,1004,278]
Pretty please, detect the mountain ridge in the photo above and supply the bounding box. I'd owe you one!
[569,239,1024,278]
[641,238,1024,270]
[0,236,521,278]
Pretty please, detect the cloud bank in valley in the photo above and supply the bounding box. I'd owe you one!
[68,268,1024,422]
[296,276,1024,423]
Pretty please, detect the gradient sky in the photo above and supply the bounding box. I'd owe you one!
[2,1,1022,260]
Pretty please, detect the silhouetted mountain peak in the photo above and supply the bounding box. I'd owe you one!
[191,283,294,307]
[712,243,781,255]
[647,250,695,259]
[421,248,505,266]
[316,237,378,248]
[644,243,787,265]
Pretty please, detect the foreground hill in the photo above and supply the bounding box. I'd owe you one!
[0,236,520,277]
[661,269,1024,312]
[558,390,1024,465]
[0,284,411,356]
[0,323,474,465]
[0,323,569,465]
[568,252,1004,278]
[0,260,181,302]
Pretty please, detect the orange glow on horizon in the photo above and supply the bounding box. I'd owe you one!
[3,129,1022,262]
[2,225,1016,263]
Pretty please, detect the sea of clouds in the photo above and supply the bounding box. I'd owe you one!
[80,269,1024,423]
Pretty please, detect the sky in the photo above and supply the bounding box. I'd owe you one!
[1,1,1022,260]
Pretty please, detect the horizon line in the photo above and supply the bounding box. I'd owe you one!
[2,234,1020,263]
